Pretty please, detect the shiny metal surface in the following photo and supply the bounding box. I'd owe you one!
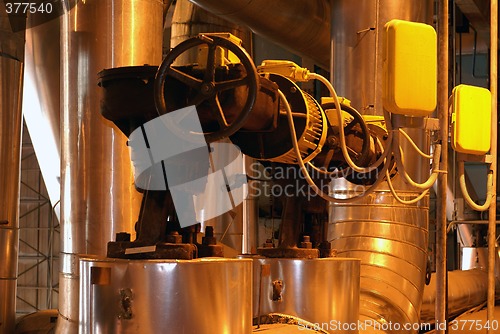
[79,257,252,334]
[58,1,163,332]
[172,0,251,61]
[331,0,433,115]
[0,280,17,334]
[0,22,24,331]
[328,190,429,334]
[328,3,433,333]
[420,269,499,322]
[25,17,61,154]
[189,0,331,68]
[242,256,360,332]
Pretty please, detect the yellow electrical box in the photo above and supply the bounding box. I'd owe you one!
[383,19,437,116]
[451,84,491,155]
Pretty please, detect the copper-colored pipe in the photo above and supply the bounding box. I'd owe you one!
[487,0,498,331]
[0,9,24,334]
[188,0,331,68]
[436,0,449,331]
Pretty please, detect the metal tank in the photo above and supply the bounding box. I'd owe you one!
[0,6,24,334]
[79,257,253,334]
[243,256,360,332]
[188,0,331,68]
[57,0,163,332]
[328,1,434,333]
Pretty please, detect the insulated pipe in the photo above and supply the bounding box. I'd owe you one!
[436,0,449,332]
[328,1,433,333]
[420,269,498,323]
[57,1,163,332]
[0,7,25,334]
[188,0,330,68]
[487,0,498,331]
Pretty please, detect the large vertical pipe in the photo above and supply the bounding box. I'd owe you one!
[328,1,433,333]
[487,0,498,331]
[188,0,330,68]
[0,6,24,334]
[57,1,163,332]
[436,0,449,332]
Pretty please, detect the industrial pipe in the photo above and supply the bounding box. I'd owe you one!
[487,0,498,331]
[57,1,163,332]
[188,0,331,68]
[435,0,449,332]
[420,269,498,323]
[0,6,25,334]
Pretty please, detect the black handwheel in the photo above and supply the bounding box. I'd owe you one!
[154,34,259,143]
[321,102,371,167]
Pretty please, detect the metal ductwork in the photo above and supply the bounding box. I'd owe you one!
[421,269,500,323]
[188,0,331,68]
[327,1,433,333]
[0,6,25,334]
[57,0,163,332]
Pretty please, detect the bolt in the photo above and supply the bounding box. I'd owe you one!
[202,226,217,246]
[116,232,131,242]
[166,231,182,244]
[290,86,297,93]
[300,235,312,249]
[263,239,274,248]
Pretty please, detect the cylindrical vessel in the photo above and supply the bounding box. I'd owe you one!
[421,269,497,322]
[189,0,330,68]
[329,189,429,333]
[328,2,433,333]
[58,1,163,332]
[0,9,24,332]
[331,0,433,115]
[79,257,253,333]
[243,256,360,333]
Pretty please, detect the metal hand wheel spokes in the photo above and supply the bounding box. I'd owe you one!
[154,34,259,142]
[322,102,371,166]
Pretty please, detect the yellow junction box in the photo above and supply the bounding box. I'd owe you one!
[383,19,437,116]
[451,84,492,155]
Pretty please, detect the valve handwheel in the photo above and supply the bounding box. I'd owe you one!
[154,34,259,142]
[321,101,371,167]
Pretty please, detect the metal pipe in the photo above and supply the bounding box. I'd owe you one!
[57,1,163,332]
[0,7,25,333]
[487,0,498,331]
[436,0,449,331]
[328,2,432,333]
[420,269,498,323]
[188,0,331,68]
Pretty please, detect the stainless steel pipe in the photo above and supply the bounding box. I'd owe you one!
[57,1,163,332]
[188,0,331,68]
[421,269,499,323]
[329,189,430,333]
[0,6,25,334]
